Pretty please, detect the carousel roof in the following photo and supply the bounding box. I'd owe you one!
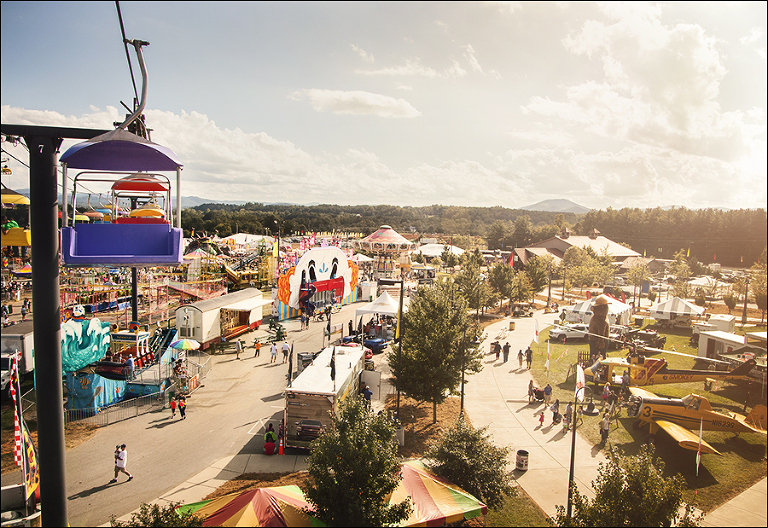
[357,225,414,253]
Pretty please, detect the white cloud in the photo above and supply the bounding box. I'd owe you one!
[463,44,483,74]
[486,1,522,15]
[354,58,438,78]
[395,84,413,91]
[289,89,421,118]
[523,5,761,167]
[350,44,374,62]
[740,27,764,45]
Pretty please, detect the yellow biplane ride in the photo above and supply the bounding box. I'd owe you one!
[584,354,756,387]
[626,386,767,455]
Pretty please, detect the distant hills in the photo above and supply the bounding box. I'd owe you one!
[520,199,590,214]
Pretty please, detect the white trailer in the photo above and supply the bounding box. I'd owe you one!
[175,288,272,350]
[284,344,380,449]
[1,321,35,395]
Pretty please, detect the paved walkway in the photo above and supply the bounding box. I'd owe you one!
[463,315,607,518]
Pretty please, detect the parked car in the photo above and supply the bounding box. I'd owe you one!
[549,323,589,342]
[341,336,388,353]
[295,419,324,440]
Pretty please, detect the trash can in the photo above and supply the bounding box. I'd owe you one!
[509,321,515,331]
[396,426,405,447]
[516,449,528,471]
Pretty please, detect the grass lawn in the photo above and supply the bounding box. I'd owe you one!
[485,487,551,527]
[527,322,767,513]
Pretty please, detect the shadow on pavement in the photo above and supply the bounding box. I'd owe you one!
[68,483,113,499]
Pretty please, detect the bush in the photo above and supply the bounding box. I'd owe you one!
[424,417,515,509]
[109,502,203,527]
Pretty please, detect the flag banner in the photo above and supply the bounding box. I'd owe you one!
[533,318,539,344]
[576,365,585,403]
[545,341,550,371]
[272,240,278,258]
[329,350,336,381]
[21,419,39,500]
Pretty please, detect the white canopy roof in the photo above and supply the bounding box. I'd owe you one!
[412,243,465,258]
[355,290,406,318]
[351,253,374,262]
[564,294,632,325]
[648,297,705,317]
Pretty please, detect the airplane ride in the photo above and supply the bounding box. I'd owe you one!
[583,353,756,387]
[626,386,767,454]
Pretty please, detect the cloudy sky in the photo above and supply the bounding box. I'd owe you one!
[1,1,766,210]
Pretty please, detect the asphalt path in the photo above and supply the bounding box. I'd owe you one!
[2,302,365,527]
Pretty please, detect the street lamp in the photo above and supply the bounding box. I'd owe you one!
[567,385,592,518]
[380,277,405,418]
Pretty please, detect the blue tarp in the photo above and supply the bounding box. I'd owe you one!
[65,371,125,412]
[61,318,111,373]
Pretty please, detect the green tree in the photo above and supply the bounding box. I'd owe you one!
[525,255,550,294]
[750,253,767,324]
[302,397,412,527]
[512,215,533,248]
[110,502,203,527]
[723,293,738,314]
[425,418,516,510]
[511,271,533,304]
[669,250,693,299]
[412,252,425,264]
[626,262,650,310]
[455,259,490,321]
[554,444,703,527]
[388,281,483,423]
[488,262,515,309]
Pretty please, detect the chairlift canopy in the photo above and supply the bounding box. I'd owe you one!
[59,128,182,171]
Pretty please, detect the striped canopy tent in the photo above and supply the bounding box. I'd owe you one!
[356,225,414,253]
[648,297,705,318]
[183,248,214,260]
[176,461,487,527]
[11,263,32,277]
[393,460,488,526]
[565,293,632,325]
[176,485,320,527]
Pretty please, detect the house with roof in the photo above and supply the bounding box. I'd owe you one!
[512,228,640,267]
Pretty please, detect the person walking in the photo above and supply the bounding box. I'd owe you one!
[282,342,290,364]
[550,399,560,424]
[125,354,135,380]
[543,383,552,406]
[178,397,187,420]
[270,343,278,364]
[528,380,535,403]
[525,347,533,370]
[517,349,524,369]
[254,339,261,357]
[564,402,573,432]
[236,338,243,360]
[502,342,510,363]
[169,397,177,419]
[20,303,27,321]
[600,411,611,444]
[109,444,133,483]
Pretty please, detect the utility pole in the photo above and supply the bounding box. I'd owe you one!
[742,274,750,325]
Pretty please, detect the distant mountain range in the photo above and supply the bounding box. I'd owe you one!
[520,199,591,214]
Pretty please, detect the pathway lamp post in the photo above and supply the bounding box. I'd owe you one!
[567,385,592,519]
[380,277,405,418]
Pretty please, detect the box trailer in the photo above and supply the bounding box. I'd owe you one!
[1,320,35,395]
[284,344,380,449]
[175,288,272,350]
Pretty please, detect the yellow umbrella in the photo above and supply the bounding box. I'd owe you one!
[1,184,30,205]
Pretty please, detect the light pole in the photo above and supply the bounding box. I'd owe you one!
[567,385,590,518]
[562,264,567,301]
[380,277,405,418]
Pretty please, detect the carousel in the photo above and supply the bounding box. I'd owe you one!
[355,225,414,279]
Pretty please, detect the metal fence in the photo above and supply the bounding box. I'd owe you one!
[64,386,172,426]
[61,351,212,426]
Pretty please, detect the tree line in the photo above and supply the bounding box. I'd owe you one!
[178,203,766,267]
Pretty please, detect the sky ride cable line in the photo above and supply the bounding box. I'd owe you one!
[115,1,139,107]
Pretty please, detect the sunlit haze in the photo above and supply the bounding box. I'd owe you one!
[1,1,766,210]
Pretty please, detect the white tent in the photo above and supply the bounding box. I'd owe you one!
[351,253,374,262]
[649,297,705,318]
[563,294,632,325]
[412,243,465,258]
[355,290,405,318]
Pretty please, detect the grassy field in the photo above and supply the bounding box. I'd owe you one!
[527,321,767,513]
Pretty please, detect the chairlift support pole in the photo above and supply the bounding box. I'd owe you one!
[0,124,109,527]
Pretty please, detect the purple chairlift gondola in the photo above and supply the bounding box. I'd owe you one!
[59,128,184,267]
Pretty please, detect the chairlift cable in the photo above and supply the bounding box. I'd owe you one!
[115,1,139,106]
